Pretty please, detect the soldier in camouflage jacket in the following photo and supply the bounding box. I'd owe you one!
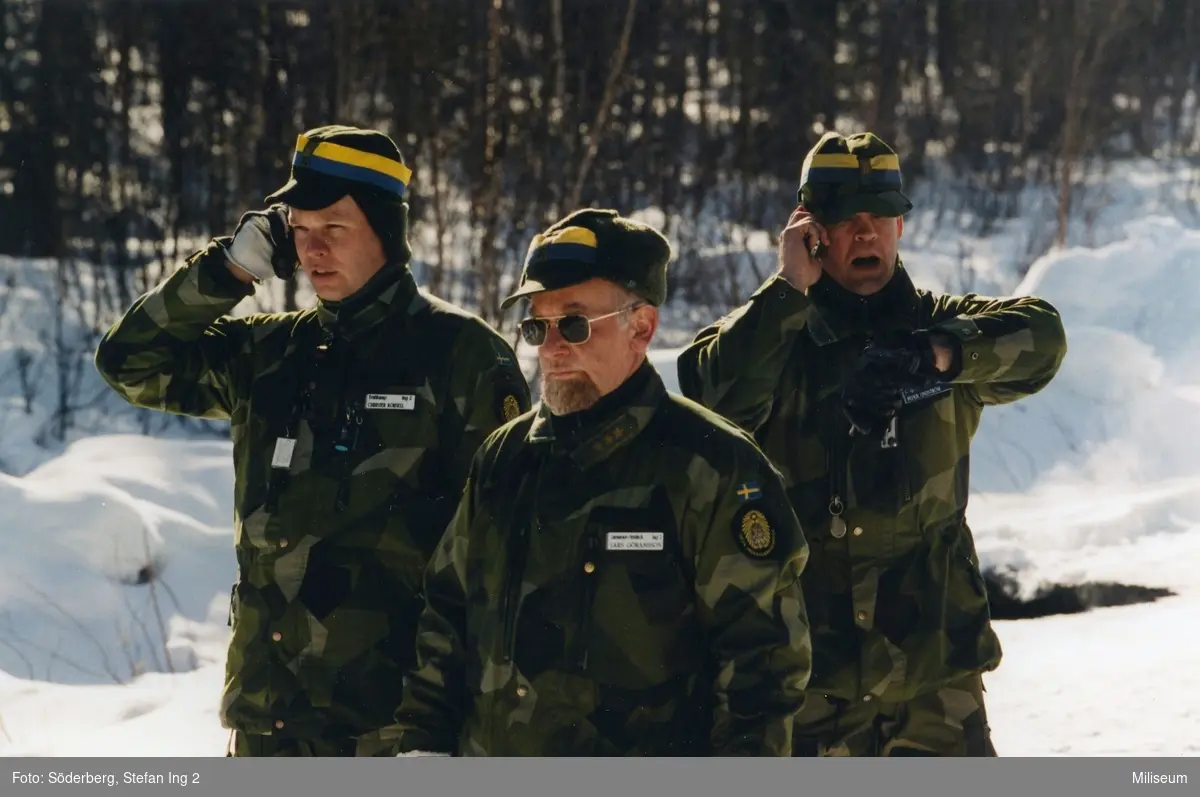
[94,126,531,756]
[677,132,1067,756]
[385,209,813,756]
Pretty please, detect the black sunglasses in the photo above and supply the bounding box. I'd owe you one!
[520,302,646,347]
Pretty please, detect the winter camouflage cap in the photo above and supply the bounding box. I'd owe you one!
[266,125,412,210]
[500,208,672,310]
[797,131,913,225]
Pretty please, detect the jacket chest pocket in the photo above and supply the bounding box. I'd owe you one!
[590,525,690,629]
[353,383,440,476]
[580,523,694,688]
[896,389,959,498]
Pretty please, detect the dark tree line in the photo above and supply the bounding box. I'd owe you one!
[0,0,1193,327]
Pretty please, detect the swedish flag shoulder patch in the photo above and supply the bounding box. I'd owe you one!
[735,482,762,502]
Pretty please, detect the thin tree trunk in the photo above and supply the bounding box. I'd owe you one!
[567,0,639,210]
[475,0,507,323]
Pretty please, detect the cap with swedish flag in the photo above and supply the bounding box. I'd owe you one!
[500,208,672,310]
[266,124,413,210]
[797,131,913,225]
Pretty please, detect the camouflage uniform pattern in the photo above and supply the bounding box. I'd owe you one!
[386,362,813,756]
[95,241,531,748]
[225,730,369,757]
[792,673,995,756]
[677,264,1067,710]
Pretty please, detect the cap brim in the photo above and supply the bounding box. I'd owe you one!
[818,191,913,226]
[499,279,552,311]
[499,259,603,311]
[264,177,352,211]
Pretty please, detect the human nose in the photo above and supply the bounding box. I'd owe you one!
[852,217,877,240]
[542,319,571,351]
[302,230,330,258]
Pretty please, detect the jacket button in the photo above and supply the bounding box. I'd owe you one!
[862,695,873,703]
[583,562,596,574]
[852,526,863,536]
[271,632,282,642]
[274,720,285,729]
[856,611,867,621]
[516,685,528,697]
[279,539,289,548]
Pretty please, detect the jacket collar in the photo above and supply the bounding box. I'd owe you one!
[314,261,423,341]
[527,359,665,471]
[805,258,922,345]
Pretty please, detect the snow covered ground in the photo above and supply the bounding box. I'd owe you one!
[2,162,1199,757]
[1,435,1195,757]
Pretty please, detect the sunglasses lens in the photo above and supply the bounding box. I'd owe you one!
[520,319,548,346]
[558,315,591,344]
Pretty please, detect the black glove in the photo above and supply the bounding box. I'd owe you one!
[222,204,298,281]
[840,331,943,436]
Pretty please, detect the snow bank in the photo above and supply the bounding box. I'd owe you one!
[0,436,235,685]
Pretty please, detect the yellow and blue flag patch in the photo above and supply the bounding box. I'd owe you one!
[735,482,763,502]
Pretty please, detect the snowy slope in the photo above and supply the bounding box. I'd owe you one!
[0,436,235,686]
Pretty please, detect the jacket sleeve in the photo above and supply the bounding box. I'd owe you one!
[94,240,257,420]
[676,275,816,434]
[441,322,532,490]
[385,453,482,755]
[929,293,1068,406]
[690,442,813,756]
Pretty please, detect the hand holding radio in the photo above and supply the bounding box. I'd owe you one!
[777,205,827,292]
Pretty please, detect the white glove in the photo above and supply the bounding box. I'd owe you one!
[223,206,295,282]
[395,750,450,757]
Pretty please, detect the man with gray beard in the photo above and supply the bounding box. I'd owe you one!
[384,208,814,756]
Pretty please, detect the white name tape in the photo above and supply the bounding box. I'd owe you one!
[606,532,664,551]
[366,393,416,411]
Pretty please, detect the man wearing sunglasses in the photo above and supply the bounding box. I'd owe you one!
[385,208,813,756]
[95,125,531,757]
[677,131,1067,756]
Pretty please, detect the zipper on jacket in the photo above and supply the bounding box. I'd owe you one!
[499,453,540,665]
[827,408,849,539]
[575,528,602,671]
[501,518,533,664]
[890,416,912,505]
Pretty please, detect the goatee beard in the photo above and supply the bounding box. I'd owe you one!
[541,373,602,415]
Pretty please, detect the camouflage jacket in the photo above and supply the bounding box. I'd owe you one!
[677,264,1067,703]
[386,361,813,756]
[94,242,531,742]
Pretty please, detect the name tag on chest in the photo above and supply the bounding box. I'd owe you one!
[606,532,664,551]
[365,393,416,411]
